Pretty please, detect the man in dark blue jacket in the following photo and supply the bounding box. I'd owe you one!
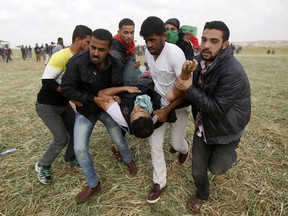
[61,29,138,204]
[175,21,251,214]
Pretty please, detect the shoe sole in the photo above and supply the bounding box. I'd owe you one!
[147,197,160,204]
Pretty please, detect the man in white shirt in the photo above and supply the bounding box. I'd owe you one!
[140,16,191,204]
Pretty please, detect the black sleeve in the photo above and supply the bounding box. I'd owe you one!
[61,58,94,103]
[42,79,59,92]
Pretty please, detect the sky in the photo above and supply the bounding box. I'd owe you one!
[1,0,288,48]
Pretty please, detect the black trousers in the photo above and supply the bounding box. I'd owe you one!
[191,132,239,200]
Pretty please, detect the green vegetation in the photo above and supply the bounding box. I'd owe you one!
[0,49,287,215]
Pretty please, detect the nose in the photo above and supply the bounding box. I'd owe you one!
[128,33,133,39]
[134,105,142,111]
[146,41,153,49]
[93,49,99,56]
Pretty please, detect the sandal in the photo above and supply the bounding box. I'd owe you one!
[111,145,122,161]
[186,195,204,214]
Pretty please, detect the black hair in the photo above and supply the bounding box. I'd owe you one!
[203,21,230,41]
[130,116,154,139]
[165,18,180,30]
[91,29,113,47]
[72,25,92,43]
[119,18,135,29]
[140,16,166,38]
[57,37,63,43]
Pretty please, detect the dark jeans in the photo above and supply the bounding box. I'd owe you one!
[35,102,76,167]
[192,132,239,200]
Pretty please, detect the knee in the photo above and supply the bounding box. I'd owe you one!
[54,135,69,147]
[209,164,228,175]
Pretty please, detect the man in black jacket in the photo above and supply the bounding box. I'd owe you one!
[175,21,251,214]
[61,29,138,204]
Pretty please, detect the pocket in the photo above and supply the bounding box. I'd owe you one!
[81,70,97,84]
[156,69,176,87]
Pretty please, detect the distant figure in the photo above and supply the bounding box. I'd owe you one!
[267,49,271,54]
[21,45,26,60]
[28,45,32,58]
[235,45,242,54]
[34,44,41,62]
[230,43,236,54]
[271,49,275,54]
[52,37,64,54]
[0,47,3,60]
[3,45,13,63]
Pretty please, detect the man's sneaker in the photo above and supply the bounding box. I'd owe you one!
[178,140,191,165]
[147,183,167,204]
[35,162,52,185]
[64,158,81,168]
[126,160,138,176]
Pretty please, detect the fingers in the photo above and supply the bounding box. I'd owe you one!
[183,60,198,72]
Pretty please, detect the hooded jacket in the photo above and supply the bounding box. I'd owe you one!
[186,45,251,144]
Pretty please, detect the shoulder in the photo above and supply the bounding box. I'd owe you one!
[108,54,122,68]
[165,42,184,55]
[164,42,186,62]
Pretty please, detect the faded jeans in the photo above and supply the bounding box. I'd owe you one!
[192,132,239,200]
[35,102,75,167]
[74,111,133,188]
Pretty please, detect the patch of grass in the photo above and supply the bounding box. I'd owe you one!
[0,49,287,215]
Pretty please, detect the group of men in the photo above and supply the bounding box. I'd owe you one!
[34,16,251,214]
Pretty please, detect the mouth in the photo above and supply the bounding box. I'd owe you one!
[202,49,211,54]
[148,48,155,53]
[92,56,99,62]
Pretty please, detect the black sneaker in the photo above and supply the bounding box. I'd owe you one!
[35,162,52,185]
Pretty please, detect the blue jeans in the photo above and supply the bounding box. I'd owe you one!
[74,111,133,188]
[35,102,75,167]
[191,132,239,200]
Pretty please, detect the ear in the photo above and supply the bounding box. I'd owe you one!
[222,40,229,49]
[74,37,81,44]
[162,32,168,41]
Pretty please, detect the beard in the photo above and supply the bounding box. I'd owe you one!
[201,48,218,62]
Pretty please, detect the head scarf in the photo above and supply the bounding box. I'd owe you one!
[166,29,179,44]
[134,95,153,114]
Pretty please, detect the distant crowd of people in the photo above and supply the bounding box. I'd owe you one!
[17,37,65,64]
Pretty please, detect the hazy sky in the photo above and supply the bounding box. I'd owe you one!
[1,0,287,47]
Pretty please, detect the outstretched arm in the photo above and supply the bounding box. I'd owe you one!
[98,86,141,111]
[165,59,197,102]
[98,86,140,98]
